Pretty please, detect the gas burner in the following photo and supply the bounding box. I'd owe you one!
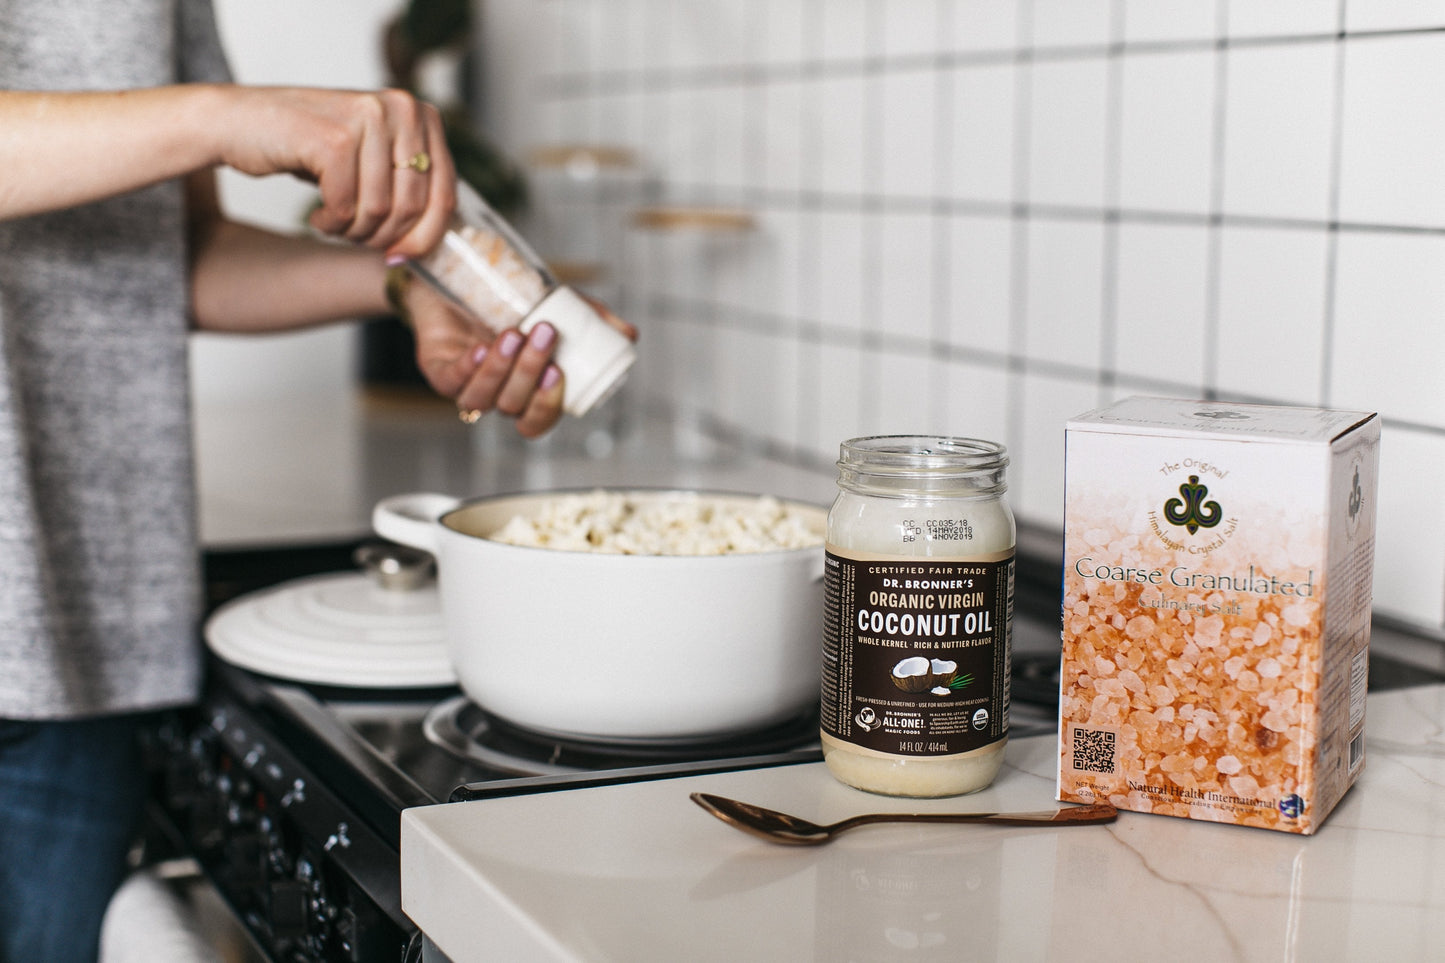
[422,695,820,777]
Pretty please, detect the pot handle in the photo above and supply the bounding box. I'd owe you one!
[372,493,462,556]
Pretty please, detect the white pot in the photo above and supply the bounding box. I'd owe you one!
[373,490,826,742]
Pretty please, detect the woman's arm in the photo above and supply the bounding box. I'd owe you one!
[0,83,454,260]
[0,88,216,219]
[185,171,393,332]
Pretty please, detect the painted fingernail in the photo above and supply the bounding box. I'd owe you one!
[385,253,408,267]
[541,364,561,391]
[497,331,523,358]
[471,344,489,365]
[528,322,556,351]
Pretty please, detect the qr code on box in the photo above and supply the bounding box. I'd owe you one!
[1070,726,1117,775]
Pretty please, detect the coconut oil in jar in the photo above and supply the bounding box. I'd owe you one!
[821,436,1015,797]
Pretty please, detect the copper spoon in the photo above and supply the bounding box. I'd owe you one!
[690,792,1118,846]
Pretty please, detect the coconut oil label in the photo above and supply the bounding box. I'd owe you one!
[822,548,1013,757]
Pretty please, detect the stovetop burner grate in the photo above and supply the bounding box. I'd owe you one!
[422,695,821,777]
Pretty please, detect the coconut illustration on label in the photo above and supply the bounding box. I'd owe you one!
[891,657,974,695]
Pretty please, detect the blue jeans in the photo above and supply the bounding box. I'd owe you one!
[0,714,153,963]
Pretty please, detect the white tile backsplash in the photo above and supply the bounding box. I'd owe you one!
[630,0,672,74]
[1016,373,1101,525]
[871,349,938,436]
[815,340,866,460]
[707,232,761,313]
[1331,231,1445,426]
[950,0,1021,53]
[718,326,802,451]
[1117,48,1216,214]
[497,0,1445,631]
[631,87,667,160]
[1029,0,1115,49]
[1374,425,1445,626]
[1023,219,1106,369]
[1027,57,1111,207]
[1121,0,1219,44]
[882,0,946,59]
[815,75,869,195]
[877,211,937,342]
[1213,224,1330,403]
[760,0,807,64]
[660,87,707,186]
[820,0,871,61]
[1345,0,1445,33]
[939,356,1011,447]
[1338,33,1445,229]
[740,211,803,319]
[663,0,711,70]
[880,67,940,197]
[592,0,634,74]
[1225,0,1339,39]
[591,90,629,152]
[814,210,869,332]
[707,84,751,193]
[1221,41,1338,221]
[762,79,805,194]
[947,212,1015,355]
[532,100,567,151]
[1113,221,1211,387]
[541,0,590,78]
[948,62,1017,202]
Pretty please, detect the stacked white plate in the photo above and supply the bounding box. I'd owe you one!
[205,571,455,688]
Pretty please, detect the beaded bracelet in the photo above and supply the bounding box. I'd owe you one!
[385,264,414,327]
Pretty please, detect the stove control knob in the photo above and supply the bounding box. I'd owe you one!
[224,832,268,886]
[269,878,309,941]
[189,795,227,853]
[162,755,199,809]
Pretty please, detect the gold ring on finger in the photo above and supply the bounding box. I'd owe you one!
[396,151,432,173]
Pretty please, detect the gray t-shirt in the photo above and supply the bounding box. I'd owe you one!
[0,0,232,718]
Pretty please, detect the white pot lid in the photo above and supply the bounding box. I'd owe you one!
[205,571,455,688]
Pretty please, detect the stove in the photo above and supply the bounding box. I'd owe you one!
[143,541,1445,963]
[145,658,838,962]
[140,541,1066,962]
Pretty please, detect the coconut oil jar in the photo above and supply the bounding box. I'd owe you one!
[821,436,1015,797]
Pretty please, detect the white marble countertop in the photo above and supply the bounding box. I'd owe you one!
[401,683,1445,962]
[194,389,836,549]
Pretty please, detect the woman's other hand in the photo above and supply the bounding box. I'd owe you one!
[405,280,566,439]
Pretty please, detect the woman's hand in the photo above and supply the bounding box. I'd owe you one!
[406,280,565,438]
[405,281,638,439]
[213,85,456,261]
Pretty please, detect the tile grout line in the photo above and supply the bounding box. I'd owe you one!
[1004,0,1034,475]
[931,0,957,432]
[1319,0,1350,407]
[1201,1,1230,399]
[1097,0,1127,404]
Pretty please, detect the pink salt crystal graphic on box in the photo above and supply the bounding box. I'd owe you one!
[1056,397,1379,835]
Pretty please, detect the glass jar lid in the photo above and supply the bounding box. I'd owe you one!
[837,435,1009,496]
